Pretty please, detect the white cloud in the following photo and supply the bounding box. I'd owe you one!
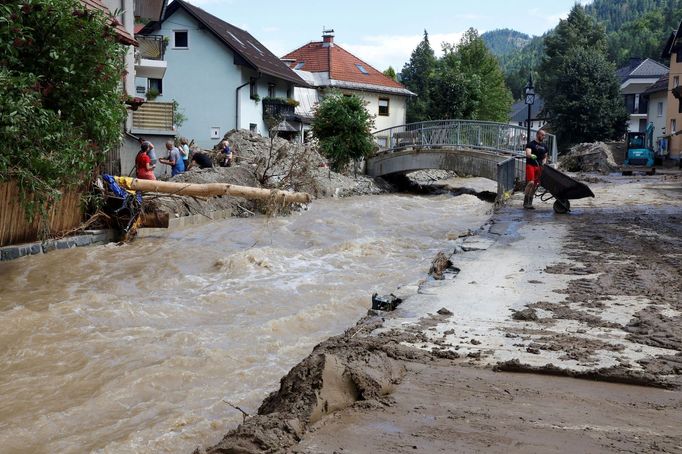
[340,31,464,72]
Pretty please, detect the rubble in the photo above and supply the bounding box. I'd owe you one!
[557,141,619,174]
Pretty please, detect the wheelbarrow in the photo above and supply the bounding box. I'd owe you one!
[537,165,595,214]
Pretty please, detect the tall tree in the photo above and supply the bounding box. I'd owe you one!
[539,6,628,147]
[383,66,397,81]
[400,30,437,122]
[455,28,512,122]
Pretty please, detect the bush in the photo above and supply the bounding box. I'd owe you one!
[0,0,127,219]
[311,92,375,172]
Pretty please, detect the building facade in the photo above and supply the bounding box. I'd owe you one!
[283,31,414,139]
[138,0,306,150]
[662,24,682,161]
[616,58,669,133]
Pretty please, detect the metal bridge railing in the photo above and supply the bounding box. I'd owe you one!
[372,120,558,164]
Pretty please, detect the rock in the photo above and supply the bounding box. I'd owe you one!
[558,142,619,174]
[437,307,454,316]
[511,308,539,321]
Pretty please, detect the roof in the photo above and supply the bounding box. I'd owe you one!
[134,0,167,21]
[509,97,545,122]
[662,21,682,58]
[616,58,668,83]
[159,0,306,86]
[283,40,415,97]
[81,0,136,46]
[643,74,669,96]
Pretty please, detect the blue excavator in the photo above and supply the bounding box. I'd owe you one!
[622,122,656,175]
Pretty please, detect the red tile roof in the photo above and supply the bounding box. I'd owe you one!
[283,40,407,91]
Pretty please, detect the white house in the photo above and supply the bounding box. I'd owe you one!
[617,58,669,132]
[282,30,415,142]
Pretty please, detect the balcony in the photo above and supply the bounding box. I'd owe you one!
[134,35,167,79]
[132,101,175,133]
[262,97,296,121]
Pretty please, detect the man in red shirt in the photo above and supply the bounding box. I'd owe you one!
[524,130,548,209]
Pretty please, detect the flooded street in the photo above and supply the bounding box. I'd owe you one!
[0,193,491,453]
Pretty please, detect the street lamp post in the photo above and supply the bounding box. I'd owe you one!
[524,74,535,145]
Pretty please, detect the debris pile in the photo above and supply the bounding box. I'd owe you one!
[558,142,619,174]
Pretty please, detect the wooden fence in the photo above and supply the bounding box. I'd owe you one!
[0,181,83,247]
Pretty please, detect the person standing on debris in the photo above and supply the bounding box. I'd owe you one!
[179,137,190,171]
[138,137,157,169]
[523,129,548,209]
[135,143,156,180]
[220,140,232,167]
[159,140,185,176]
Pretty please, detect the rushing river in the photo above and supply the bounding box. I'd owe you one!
[0,191,491,453]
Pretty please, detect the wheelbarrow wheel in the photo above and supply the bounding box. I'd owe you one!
[553,199,570,214]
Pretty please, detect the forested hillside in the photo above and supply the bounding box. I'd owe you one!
[480,29,531,57]
[494,0,682,99]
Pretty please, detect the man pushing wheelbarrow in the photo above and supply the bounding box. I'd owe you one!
[523,129,548,209]
[522,129,595,213]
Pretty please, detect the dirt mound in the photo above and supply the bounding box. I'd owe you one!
[200,318,407,453]
[558,142,619,174]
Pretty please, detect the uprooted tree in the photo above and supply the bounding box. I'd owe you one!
[311,92,375,172]
[0,0,127,219]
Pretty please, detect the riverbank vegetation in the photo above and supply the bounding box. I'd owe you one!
[0,0,126,219]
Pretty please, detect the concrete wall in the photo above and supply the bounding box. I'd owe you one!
[666,58,682,160]
[338,90,407,132]
[647,90,668,152]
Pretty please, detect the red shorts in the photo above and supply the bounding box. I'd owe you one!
[526,164,542,184]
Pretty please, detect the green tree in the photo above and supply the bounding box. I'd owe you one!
[539,5,627,148]
[0,0,127,218]
[546,48,628,146]
[383,66,397,81]
[400,30,437,122]
[455,28,512,122]
[311,92,375,172]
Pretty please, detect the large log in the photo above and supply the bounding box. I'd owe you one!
[114,176,312,204]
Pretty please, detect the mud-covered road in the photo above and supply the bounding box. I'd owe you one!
[198,173,682,454]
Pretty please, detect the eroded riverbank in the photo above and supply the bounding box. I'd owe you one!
[201,173,682,453]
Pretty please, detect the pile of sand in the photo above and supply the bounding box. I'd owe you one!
[558,142,619,174]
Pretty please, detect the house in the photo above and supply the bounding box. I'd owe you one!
[508,96,546,131]
[616,58,669,133]
[282,30,415,143]
[661,22,682,162]
[137,0,307,151]
[642,74,669,156]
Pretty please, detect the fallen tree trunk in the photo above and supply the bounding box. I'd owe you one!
[114,176,312,204]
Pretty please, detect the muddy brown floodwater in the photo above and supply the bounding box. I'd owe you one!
[0,193,491,453]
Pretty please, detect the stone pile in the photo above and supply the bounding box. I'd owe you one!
[558,142,619,174]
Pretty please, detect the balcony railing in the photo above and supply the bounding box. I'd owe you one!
[136,35,165,60]
[132,101,174,132]
[262,98,296,120]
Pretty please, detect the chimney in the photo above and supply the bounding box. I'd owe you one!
[322,28,334,47]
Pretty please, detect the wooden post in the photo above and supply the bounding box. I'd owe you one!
[114,176,312,204]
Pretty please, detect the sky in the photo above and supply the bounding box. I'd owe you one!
[185,0,592,72]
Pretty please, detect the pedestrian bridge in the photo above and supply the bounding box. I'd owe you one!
[367,120,558,199]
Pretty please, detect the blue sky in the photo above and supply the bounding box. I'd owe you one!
[186,0,592,71]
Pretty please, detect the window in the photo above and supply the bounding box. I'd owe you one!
[148,78,163,95]
[250,77,257,100]
[677,48,682,63]
[136,85,145,94]
[678,99,682,114]
[671,119,676,133]
[249,123,257,133]
[355,63,369,75]
[378,97,389,116]
[658,102,664,117]
[674,76,680,88]
[268,83,276,98]
[210,127,221,139]
[294,61,305,70]
[173,30,188,49]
